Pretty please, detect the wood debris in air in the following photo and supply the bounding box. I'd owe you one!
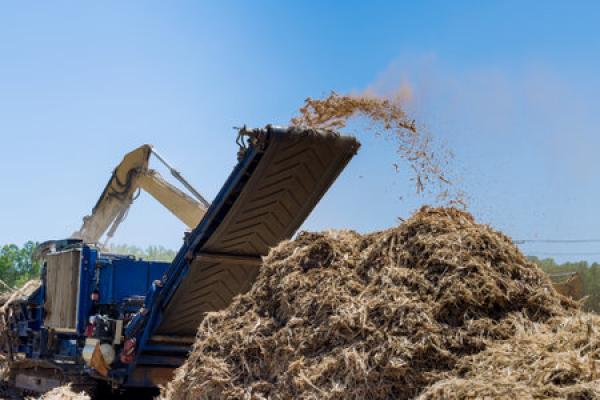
[291,92,466,207]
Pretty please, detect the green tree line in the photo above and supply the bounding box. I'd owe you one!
[0,241,41,291]
[108,244,176,262]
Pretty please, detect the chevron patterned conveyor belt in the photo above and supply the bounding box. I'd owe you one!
[134,126,360,350]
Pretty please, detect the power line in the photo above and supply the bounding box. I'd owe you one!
[514,239,600,244]
[527,251,600,256]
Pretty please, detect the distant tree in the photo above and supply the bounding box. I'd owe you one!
[108,244,176,262]
[0,241,41,291]
[585,263,600,312]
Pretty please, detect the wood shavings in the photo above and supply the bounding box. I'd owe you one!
[163,207,578,399]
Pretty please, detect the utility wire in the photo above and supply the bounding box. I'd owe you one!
[513,239,600,257]
[514,239,600,244]
[526,252,600,256]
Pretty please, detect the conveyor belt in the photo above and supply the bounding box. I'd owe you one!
[153,126,359,336]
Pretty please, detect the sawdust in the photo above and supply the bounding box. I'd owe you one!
[162,207,576,399]
[419,314,600,400]
[291,92,465,207]
[32,385,90,400]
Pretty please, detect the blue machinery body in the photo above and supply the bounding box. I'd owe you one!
[6,126,359,390]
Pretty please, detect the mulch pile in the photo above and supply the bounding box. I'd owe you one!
[163,207,592,399]
[33,385,90,400]
[418,313,600,400]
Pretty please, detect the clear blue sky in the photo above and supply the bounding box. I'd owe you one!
[1,1,600,262]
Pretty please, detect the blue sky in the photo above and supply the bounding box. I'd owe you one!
[1,1,600,261]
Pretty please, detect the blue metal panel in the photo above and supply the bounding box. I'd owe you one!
[77,246,97,334]
[96,256,169,306]
[57,337,78,358]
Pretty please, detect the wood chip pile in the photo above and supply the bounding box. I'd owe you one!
[33,385,90,400]
[418,313,600,400]
[163,207,584,399]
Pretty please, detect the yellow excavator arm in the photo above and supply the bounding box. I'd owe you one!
[137,170,205,229]
[72,145,209,245]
